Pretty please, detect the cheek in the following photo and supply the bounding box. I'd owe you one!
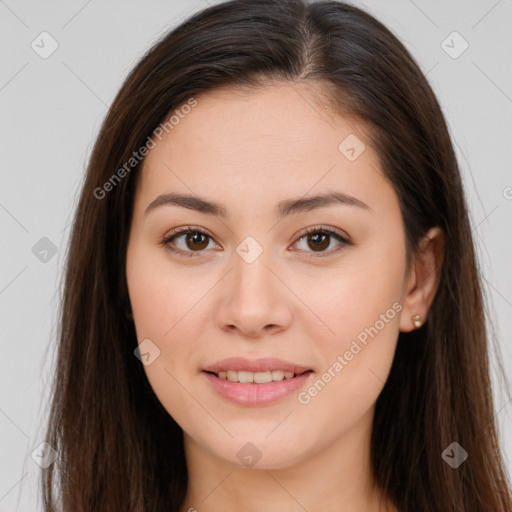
[126,244,208,382]
[126,249,209,424]
[293,237,405,417]
[295,237,404,351]
[127,241,199,339]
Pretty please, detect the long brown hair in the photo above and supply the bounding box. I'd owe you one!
[41,0,512,510]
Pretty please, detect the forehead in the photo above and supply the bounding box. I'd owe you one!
[136,83,394,217]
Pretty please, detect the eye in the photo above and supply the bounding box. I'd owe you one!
[291,226,353,258]
[160,226,219,258]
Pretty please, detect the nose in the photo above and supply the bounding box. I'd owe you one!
[215,247,293,339]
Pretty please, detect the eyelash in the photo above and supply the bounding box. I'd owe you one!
[160,225,353,259]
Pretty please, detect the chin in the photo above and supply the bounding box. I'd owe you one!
[202,433,312,470]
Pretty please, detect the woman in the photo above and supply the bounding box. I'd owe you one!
[41,0,512,510]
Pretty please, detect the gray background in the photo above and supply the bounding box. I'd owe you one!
[1,0,511,509]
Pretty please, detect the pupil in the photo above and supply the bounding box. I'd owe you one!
[187,232,208,250]
[309,233,329,251]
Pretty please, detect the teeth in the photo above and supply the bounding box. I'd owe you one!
[238,371,254,383]
[271,370,284,381]
[216,370,300,383]
[226,370,238,382]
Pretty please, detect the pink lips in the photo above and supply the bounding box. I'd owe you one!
[202,357,314,406]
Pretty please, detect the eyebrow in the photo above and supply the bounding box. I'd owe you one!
[144,191,372,218]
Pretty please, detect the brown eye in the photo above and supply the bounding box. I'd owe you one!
[307,232,330,252]
[185,232,209,251]
[293,226,352,258]
[161,227,217,258]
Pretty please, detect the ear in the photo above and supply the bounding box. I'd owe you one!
[399,226,445,332]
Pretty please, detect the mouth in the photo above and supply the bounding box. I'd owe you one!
[201,357,315,406]
[201,367,315,406]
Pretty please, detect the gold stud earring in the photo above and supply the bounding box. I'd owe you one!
[411,314,422,329]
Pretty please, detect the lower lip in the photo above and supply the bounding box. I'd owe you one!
[202,371,313,406]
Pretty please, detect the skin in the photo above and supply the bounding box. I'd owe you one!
[125,82,444,512]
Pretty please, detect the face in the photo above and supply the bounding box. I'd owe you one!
[126,82,410,469]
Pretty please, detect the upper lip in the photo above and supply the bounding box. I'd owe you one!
[203,357,313,374]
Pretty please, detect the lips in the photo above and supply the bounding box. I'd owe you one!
[202,357,314,406]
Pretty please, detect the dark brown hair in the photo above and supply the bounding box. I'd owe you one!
[41,0,512,510]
